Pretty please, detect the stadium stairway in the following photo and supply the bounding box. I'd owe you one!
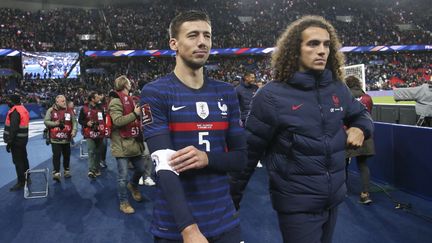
[0,121,432,243]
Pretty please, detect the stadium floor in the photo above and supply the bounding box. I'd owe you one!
[1,120,432,243]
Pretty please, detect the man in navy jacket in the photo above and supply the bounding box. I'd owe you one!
[235,72,258,124]
[231,15,374,243]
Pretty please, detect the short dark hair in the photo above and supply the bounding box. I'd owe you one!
[345,76,363,90]
[244,71,255,78]
[169,10,211,39]
[88,91,98,102]
[9,94,21,105]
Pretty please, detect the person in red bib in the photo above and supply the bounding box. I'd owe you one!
[44,95,77,182]
[108,75,149,214]
[78,91,106,179]
[97,91,109,168]
[2,94,30,191]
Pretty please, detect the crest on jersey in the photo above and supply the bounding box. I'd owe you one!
[218,99,228,116]
[196,102,209,120]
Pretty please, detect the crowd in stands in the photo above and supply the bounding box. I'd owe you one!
[346,52,432,90]
[0,0,431,104]
[0,0,431,51]
[1,52,430,105]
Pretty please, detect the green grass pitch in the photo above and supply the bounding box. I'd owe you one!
[372,96,415,104]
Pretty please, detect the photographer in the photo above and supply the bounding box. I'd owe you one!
[109,75,147,214]
[79,91,106,179]
[44,95,77,182]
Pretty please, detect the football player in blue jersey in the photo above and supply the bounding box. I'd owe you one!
[141,10,247,243]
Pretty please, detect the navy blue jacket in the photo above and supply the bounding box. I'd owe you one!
[246,69,373,213]
[235,81,258,122]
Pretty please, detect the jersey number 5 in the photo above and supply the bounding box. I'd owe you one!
[198,132,210,152]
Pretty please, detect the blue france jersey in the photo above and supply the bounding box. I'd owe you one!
[141,73,243,239]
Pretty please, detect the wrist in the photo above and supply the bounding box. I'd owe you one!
[181,224,200,237]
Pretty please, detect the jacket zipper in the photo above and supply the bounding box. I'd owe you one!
[316,80,332,208]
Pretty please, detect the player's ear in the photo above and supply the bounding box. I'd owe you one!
[169,38,178,51]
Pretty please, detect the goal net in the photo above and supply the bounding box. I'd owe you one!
[343,64,366,91]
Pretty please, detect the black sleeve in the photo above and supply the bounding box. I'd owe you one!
[207,132,247,172]
[78,107,87,127]
[146,134,195,232]
[8,111,20,143]
[156,171,196,232]
[229,87,278,208]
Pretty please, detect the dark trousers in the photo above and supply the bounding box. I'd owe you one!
[11,142,30,184]
[154,226,241,243]
[51,143,71,173]
[346,156,371,193]
[277,207,338,243]
[100,137,107,162]
[229,157,259,210]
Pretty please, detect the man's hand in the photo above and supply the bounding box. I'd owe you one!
[6,143,11,153]
[71,130,77,138]
[169,146,208,173]
[346,127,365,148]
[181,224,208,243]
[134,105,142,116]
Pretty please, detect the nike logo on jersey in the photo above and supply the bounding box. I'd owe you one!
[292,104,303,110]
[172,105,186,111]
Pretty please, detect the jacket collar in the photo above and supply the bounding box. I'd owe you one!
[288,69,335,89]
[240,80,258,89]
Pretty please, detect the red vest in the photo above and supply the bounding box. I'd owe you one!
[104,113,112,138]
[5,105,30,127]
[81,104,106,139]
[49,107,73,140]
[358,93,373,113]
[4,105,30,142]
[116,91,142,138]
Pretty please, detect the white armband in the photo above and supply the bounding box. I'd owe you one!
[151,149,178,176]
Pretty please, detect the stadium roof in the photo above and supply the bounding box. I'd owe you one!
[3,0,149,8]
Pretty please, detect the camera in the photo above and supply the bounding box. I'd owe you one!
[58,120,65,130]
[91,121,99,132]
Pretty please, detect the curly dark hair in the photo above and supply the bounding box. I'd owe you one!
[271,15,345,83]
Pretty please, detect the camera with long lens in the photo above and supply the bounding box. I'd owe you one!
[91,121,99,132]
[58,120,65,130]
